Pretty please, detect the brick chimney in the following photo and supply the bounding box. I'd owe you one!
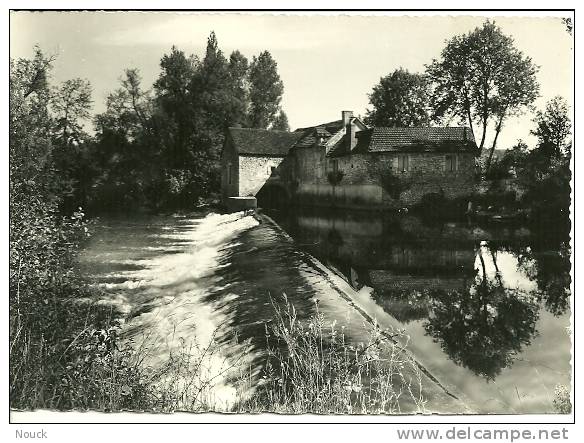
[342,110,355,153]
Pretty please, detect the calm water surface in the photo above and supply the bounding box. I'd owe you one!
[78,209,571,414]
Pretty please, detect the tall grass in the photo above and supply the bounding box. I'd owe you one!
[239,296,426,414]
[10,298,237,412]
[128,330,248,413]
[11,290,425,414]
[9,298,150,411]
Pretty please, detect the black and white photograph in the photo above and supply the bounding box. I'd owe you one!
[6,5,576,435]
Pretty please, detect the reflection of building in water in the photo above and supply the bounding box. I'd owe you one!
[283,209,565,381]
[291,211,478,323]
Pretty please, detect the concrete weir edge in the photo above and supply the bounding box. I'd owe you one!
[256,211,475,414]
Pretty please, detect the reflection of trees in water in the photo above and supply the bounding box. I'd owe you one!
[373,242,569,380]
[534,255,571,317]
[528,244,571,317]
[285,209,570,379]
[424,249,540,379]
[425,286,539,380]
[493,241,571,317]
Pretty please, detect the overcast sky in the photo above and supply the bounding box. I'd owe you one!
[10,11,573,148]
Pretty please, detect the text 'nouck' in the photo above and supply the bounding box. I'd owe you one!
[15,429,48,439]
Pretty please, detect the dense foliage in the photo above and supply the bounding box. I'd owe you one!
[9,47,149,410]
[366,21,540,175]
[87,33,288,212]
[426,20,539,168]
[486,97,572,234]
[365,68,431,127]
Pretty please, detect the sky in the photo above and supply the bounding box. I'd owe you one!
[10,11,574,149]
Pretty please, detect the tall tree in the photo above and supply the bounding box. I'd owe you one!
[189,32,234,196]
[51,78,92,146]
[154,46,199,167]
[426,20,539,169]
[50,78,93,209]
[227,50,250,127]
[248,51,284,129]
[193,32,232,130]
[531,96,572,160]
[96,69,153,142]
[10,46,55,182]
[92,68,157,210]
[271,110,290,131]
[155,47,197,115]
[365,68,431,127]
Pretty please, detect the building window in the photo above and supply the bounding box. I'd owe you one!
[397,154,410,172]
[227,163,232,185]
[316,164,322,179]
[445,154,458,172]
[270,166,278,176]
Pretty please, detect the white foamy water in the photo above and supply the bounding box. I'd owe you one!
[84,211,260,411]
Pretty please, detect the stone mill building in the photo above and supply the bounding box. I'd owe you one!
[221,110,477,211]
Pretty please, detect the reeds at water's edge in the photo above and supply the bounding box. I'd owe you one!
[237,295,426,414]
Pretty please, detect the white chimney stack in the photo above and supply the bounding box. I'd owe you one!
[342,110,356,153]
[342,110,353,128]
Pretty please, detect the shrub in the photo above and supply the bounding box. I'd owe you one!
[473,188,519,211]
[327,170,345,186]
[380,169,412,199]
[553,384,572,414]
[485,159,513,180]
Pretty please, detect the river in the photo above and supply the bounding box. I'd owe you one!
[78,208,572,414]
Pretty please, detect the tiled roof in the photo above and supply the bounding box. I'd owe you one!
[294,127,334,149]
[315,127,333,137]
[355,127,477,154]
[295,120,344,134]
[326,135,348,157]
[228,127,303,156]
[294,132,319,148]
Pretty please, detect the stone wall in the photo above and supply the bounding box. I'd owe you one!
[292,147,476,208]
[238,155,287,197]
[394,152,476,205]
[220,138,239,200]
[222,135,476,208]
